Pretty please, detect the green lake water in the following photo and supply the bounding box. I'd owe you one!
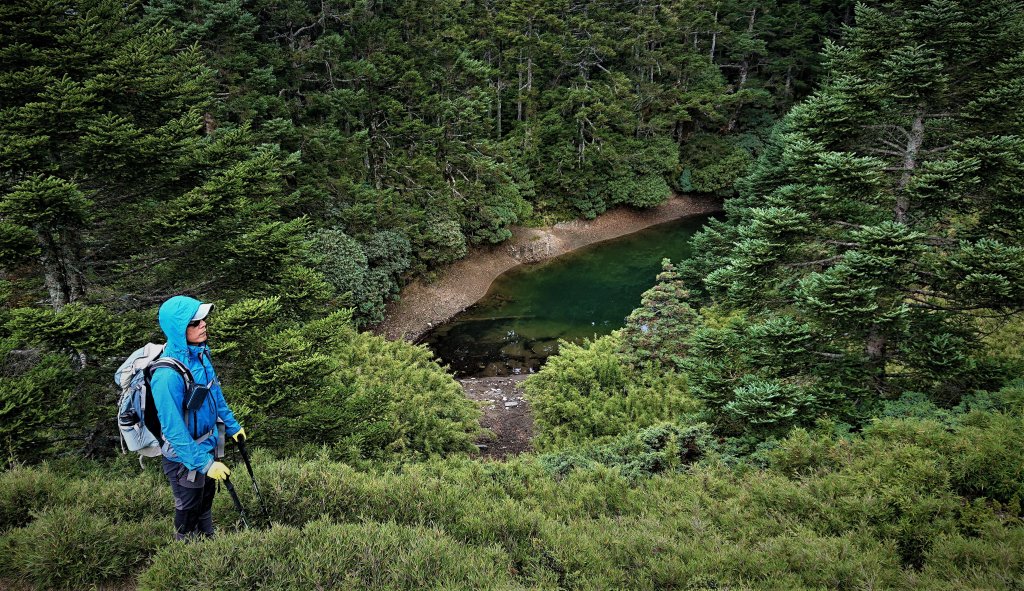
[422,213,717,377]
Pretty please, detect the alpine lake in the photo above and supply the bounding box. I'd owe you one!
[421,213,718,377]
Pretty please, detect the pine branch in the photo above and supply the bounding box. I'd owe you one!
[865,124,911,140]
[784,255,844,268]
[813,351,845,359]
[906,294,992,312]
[104,256,171,279]
[90,256,169,270]
[973,311,1024,338]
[879,138,905,151]
[918,236,956,246]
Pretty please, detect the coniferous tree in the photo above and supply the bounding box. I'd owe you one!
[0,0,208,307]
[0,0,305,309]
[0,0,310,456]
[138,0,846,248]
[665,0,1024,432]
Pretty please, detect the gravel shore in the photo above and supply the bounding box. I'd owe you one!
[373,194,722,342]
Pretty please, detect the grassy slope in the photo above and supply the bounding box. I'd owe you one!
[1,408,1022,590]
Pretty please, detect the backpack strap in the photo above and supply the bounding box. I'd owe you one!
[143,357,195,443]
[145,357,194,388]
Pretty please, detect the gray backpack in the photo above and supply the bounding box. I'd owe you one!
[114,343,192,458]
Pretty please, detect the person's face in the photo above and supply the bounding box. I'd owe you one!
[186,318,208,345]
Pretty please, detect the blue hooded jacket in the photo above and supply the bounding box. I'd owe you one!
[151,295,241,473]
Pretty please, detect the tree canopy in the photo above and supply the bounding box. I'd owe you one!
[630,0,1024,435]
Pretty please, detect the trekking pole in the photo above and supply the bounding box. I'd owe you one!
[235,437,271,523]
[222,475,250,529]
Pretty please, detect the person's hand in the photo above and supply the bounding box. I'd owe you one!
[207,462,231,481]
[233,428,247,442]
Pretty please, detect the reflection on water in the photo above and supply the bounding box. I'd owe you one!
[422,213,717,377]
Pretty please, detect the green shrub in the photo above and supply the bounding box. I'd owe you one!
[880,387,1023,423]
[677,133,753,195]
[0,463,171,534]
[195,428,1024,586]
[763,426,846,478]
[0,506,171,590]
[335,329,483,459]
[979,314,1024,376]
[525,334,698,451]
[305,228,413,326]
[537,514,902,590]
[946,411,1024,503]
[213,303,483,461]
[914,522,1024,590]
[139,519,523,591]
[58,471,172,524]
[0,465,57,533]
[767,415,1024,568]
[0,353,73,464]
[2,410,1023,590]
[539,422,711,482]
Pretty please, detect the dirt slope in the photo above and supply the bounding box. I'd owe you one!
[461,375,533,459]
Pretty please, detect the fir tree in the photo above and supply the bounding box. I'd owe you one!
[670,0,1024,429]
[0,0,308,457]
[0,0,210,307]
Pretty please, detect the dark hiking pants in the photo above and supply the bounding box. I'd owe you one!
[162,457,216,541]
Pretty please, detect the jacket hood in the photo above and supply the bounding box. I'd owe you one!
[158,295,204,353]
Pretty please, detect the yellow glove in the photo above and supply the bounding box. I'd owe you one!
[233,428,247,442]
[207,461,231,481]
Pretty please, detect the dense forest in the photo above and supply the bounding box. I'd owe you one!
[2,0,1023,589]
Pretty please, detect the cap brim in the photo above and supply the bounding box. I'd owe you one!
[191,303,213,322]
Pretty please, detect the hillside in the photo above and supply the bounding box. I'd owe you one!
[2,0,1023,589]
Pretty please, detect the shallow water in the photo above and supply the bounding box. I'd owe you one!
[422,213,717,377]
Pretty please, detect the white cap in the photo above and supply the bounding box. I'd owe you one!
[192,303,213,322]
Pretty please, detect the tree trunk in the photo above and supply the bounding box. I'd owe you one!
[60,228,85,303]
[527,56,532,102]
[738,62,749,89]
[726,8,757,132]
[517,49,524,121]
[709,11,718,62]
[40,238,69,309]
[38,231,90,366]
[895,105,926,224]
[38,231,85,310]
[578,118,586,164]
[736,9,757,89]
[203,112,217,135]
[865,326,888,392]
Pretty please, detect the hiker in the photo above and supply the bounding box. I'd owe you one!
[152,295,246,540]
